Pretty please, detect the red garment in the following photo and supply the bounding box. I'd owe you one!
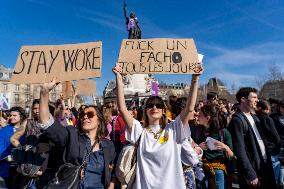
[113,114,127,145]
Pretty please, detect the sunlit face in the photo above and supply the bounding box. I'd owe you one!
[197,102,204,109]
[198,111,209,127]
[81,107,99,132]
[243,92,259,111]
[57,104,70,118]
[146,104,164,122]
[132,108,138,119]
[32,103,40,119]
[9,111,21,125]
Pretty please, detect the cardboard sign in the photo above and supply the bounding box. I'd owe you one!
[11,42,102,84]
[117,38,202,74]
[77,80,96,96]
[62,81,73,99]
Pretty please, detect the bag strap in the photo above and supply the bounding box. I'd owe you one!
[111,116,118,141]
[131,134,142,167]
[81,141,97,167]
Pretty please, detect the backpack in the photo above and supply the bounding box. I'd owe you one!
[116,135,141,189]
[11,136,50,177]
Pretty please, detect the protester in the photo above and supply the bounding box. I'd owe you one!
[175,97,204,189]
[39,78,116,189]
[113,63,201,189]
[270,99,284,188]
[54,99,76,127]
[228,87,276,189]
[269,98,280,115]
[271,100,284,147]
[9,99,50,189]
[195,104,234,189]
[0,106,28,189]
[207,92,218,106]
[256,100,281,187]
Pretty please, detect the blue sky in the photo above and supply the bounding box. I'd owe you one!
[0,0,284,95]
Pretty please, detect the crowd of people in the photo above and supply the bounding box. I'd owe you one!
[0,64,283,189]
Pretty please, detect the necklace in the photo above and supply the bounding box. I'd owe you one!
[147,127,163,139]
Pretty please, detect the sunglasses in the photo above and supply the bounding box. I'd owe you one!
[146,103,164,109]
[81,111,96,119]
[212,97,218,101]
[106,105,115,108]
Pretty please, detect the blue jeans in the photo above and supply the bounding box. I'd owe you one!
[214,169,226,189]
[280,165,284,187]
[271,155,281,185]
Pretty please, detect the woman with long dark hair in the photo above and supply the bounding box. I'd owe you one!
[196,104,234,189]
[39,78,116,189]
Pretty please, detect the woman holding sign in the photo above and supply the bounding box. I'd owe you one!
[113,63,201,189]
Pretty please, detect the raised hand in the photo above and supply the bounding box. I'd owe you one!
[41,77,58,94]
[112,64,123,79]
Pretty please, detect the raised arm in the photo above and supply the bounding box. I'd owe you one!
[123,1,127,19]
[112,64,134,132]
[39,78,57,125]
[10,119,27,147]
[71,88,77,108]
[180,74,200,127]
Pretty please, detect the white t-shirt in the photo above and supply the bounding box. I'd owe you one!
[244,113,267,160]
[125,115,187,189]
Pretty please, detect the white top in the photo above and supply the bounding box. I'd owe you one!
[181,138,200,166]
[244,113,267,160]
[126,115,187,189]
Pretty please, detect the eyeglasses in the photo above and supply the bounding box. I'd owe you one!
[81,111,96,119]
[146,103,164,109]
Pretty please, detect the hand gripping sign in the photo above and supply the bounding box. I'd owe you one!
[11,42,102,84]
[117,38,203,74]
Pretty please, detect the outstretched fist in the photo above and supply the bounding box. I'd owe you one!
[112,64,123,78]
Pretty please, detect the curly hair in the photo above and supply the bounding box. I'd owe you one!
[9,106,28,120]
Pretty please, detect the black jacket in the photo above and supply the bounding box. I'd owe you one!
[228,112,275,188]
[256,112,281,155]
[270,112,284,145]
[44,121,116,188]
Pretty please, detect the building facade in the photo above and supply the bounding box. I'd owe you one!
[0,64,63,110]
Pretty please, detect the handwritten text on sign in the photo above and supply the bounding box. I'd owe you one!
[117,38,202,74]
[11,42,102,84]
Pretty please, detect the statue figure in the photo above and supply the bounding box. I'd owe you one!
[124,1,141,39]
